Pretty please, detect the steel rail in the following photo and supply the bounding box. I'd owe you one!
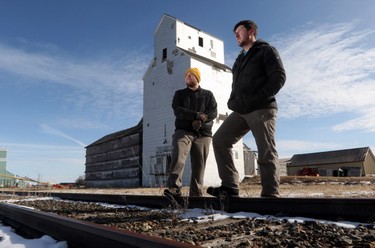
[0,202,198,248]
[3,191,375,222]
[48,193,375,223]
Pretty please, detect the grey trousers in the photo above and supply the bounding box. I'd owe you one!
[168,129,212,196]
[213,108,280,196]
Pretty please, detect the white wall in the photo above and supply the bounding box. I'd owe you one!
[175,20,225,64]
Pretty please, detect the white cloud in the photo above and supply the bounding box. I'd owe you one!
[274,23,375,132]
[277,139,343,157]
[332,106,375,132]
[0,43,146,92]
[40,124,86,147]
[56,118,107,130]
[0,42,148,126]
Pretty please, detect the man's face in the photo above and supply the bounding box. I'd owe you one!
[185,72,199,88]
[234,25,251,47]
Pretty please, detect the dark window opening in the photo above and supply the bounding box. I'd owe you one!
[162,48,167,61]
[166,155,172,173]
[199,37,203,47]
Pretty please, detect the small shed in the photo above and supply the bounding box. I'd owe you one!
[279,158,291,176]
[243,143,257,176]
[287,147,375,177]
[85,120,143,188]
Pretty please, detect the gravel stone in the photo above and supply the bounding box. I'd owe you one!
[11,199,375,247]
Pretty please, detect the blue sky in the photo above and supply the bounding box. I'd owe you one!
[1,0,374,183]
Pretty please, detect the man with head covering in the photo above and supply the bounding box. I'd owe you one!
[164,67,218,197]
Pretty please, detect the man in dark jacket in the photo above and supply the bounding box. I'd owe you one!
[207,20,286,198]
[164,67,217,197]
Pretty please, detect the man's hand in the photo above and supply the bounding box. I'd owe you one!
[196,112,208,122]
[192,120,202,130]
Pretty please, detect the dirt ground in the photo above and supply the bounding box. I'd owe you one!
[240,176,375,198]
[24,176,375,198]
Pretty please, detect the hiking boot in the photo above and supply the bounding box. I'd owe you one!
[261,193,281,198]
[164,188,182,197]
[206,186,239,197]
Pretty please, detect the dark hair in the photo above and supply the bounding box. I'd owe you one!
[233,20,258,38]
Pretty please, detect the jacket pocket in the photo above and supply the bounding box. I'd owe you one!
[228,96,246,114]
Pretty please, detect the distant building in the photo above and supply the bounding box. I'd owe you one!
[287,147,375,177]
[0,149,6,174]
[243,144,258,176]
[85,120,143,188]
[0,148,20,187]
[279,158,290,176]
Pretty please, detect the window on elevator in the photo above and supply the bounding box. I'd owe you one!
[198,37,203,47]
[162,48,167,62]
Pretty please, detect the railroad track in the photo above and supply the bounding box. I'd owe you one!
[0,200,197,248]
[3,191,375,222]
[0,192,374,247]
[35,192,375,222]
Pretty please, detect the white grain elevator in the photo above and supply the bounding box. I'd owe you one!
[142,14,244,188]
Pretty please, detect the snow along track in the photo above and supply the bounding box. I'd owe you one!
[0,201,198,248]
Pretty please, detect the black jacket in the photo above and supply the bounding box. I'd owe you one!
[228,39,286,114]
[172,86,217,137]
